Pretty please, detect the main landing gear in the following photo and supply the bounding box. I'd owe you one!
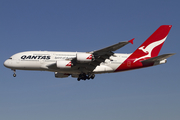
[12,69,16,77]
[77,73,95,81]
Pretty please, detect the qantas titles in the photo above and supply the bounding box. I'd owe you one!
[21,55,51,60]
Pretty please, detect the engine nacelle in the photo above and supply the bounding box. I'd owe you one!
[55,72,70,78]
[76,53,93,63]
[56,60,72,69]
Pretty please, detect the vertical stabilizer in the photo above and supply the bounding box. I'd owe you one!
[115,25,172,72]
[131,25,172,63]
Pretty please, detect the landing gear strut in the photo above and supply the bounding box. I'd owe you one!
[12,69,16,77]
[77,73,95,81]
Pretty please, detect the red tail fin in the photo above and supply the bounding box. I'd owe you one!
[130,25,172,63]
[115,25,172,72]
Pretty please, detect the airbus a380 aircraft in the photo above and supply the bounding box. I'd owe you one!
[4,25,175,81]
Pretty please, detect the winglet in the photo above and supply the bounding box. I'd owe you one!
[128,38,134,44]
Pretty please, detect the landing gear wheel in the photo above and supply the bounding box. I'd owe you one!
[13,73,16,77]
[90,74,95,79]
[77,73,95,81]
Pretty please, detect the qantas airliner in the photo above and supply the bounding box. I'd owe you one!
[4,25,175,81]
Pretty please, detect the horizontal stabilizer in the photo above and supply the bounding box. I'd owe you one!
[141,53,175,63]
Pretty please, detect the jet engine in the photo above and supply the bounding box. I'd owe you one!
[56,60,72,69]
[76,53,93,63]
[54,72,70,78]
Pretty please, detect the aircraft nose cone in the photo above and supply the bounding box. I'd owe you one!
[4,59,11,68]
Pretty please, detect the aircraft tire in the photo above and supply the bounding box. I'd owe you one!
[13,73,16,77]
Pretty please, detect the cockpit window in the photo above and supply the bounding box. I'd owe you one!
[8,58,12,59]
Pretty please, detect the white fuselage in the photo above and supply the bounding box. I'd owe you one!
[4,51,131,74]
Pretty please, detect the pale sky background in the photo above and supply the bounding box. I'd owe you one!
[0,0,180,120]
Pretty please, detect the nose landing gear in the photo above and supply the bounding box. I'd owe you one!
[12,69,16,77]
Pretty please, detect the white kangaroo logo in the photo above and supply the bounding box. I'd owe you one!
[133,36,167,63]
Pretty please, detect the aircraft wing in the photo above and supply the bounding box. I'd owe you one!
[90,38,134,55]
[82,38,134,71]
[47,39,134,73]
